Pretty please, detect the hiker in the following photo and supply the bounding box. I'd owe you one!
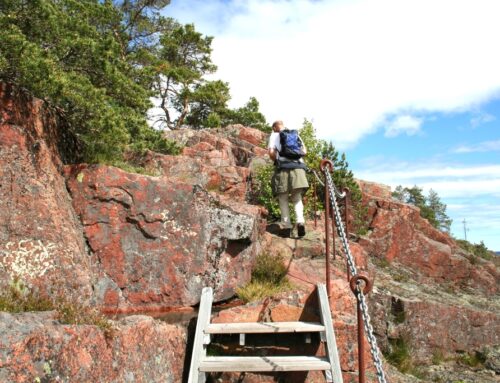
[268,120,309,237]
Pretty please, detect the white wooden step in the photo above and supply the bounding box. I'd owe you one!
[205,321,325,334]
[199,356,331,372]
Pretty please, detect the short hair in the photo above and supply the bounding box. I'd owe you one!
[272,120,284,130]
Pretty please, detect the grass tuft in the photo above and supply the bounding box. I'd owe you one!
[236,252,292,302]
[0,279,113,337]
[457,351,486,367]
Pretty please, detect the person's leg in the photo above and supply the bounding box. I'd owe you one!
[290,190,304,223]
[291,190,306,237]
[278,192,292,228]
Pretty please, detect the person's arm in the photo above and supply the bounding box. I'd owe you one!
[268,132,278,161]
[268,147,277,161]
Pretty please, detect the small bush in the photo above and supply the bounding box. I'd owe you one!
[384,336,414,374]
[457,351,486,367]
[252,164,280,220]
[236,253,291,302]
[0,280,53,313]
[431,349,446,365]
[252,252,287,284]
[456,239,494,261]
[55,300,113,337]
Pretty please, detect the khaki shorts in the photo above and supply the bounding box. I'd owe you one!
[272,168,309,195]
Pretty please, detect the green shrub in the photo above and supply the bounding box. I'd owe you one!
[384,336,414,374]
[0,280,53,313]
[457,351,486,367]
[431,349,446,365]
[456,239,494,261]
[251,252,288,284]
[251,119,368,235]
[236,253,291,302]
[252,163,280,220]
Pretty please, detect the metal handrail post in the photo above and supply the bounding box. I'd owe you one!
[350,274,373,383]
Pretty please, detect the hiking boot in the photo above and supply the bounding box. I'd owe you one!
[280,228,291,238]
[297,223,306,238]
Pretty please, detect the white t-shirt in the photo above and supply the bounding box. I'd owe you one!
[268,130,306,161]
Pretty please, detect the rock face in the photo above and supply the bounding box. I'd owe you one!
[358,181,499,294]
[0,83,93,300]
[1,84,499,383]
[0,311,186,383]
[66,164,264,312]
[140,126,268,201]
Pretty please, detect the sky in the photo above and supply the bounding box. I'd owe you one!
[162,0,500,251]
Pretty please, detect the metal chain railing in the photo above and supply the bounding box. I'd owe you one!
[323,167,388,383]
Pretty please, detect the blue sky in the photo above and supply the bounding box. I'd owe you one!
[162,0,500,250]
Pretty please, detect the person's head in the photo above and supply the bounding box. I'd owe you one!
[272,120,284,132]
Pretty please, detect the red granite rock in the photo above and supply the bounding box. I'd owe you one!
[0,83,93,301]
[0,311,185,383]
[65,164,264,312]
[357,181,499,294]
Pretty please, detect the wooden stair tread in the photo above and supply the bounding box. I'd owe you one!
[199,356,331,372]
[205,321,325,334]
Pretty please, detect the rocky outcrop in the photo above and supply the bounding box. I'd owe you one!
[0,83,94,301]
[357,180,499,294]
[0,311,186,383]
[139,126,268,201]
[1,84,498,382]
[66,164,265,312]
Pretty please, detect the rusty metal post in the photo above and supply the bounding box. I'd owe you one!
[349,274,373,383]
[324,175,331,297]
[343,187,351,281]
[313,177,318,228]
[320,159,334,297]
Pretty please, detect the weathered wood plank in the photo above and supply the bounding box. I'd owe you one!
[199,356,331,372]
[317,283,344,383]
[187,287,213,383]
[205,321,325,334]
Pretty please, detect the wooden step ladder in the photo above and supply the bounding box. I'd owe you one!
[187,283,343,383]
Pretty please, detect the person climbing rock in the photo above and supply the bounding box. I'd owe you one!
[268,120,309,238]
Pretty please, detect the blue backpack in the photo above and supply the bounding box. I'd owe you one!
[279,129,305,160]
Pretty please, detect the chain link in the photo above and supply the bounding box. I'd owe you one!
[324,169,388,383]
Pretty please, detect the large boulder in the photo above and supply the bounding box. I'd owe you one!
[0,83,93,300]
[0,311,185,383]
[65,164,265,312]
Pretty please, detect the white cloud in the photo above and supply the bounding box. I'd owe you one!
[354,163,500,198]
[384,115,423,137]
[354,161,500,248]
[165,0,500,148]
[453,140,500,153]
[470,112,496,128]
